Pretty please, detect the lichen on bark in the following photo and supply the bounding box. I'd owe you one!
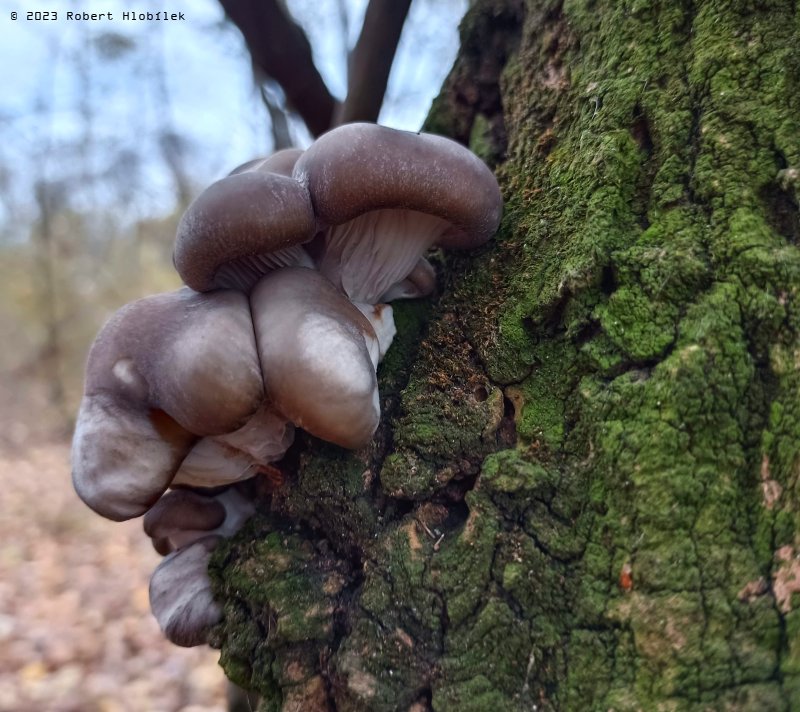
[210,0,800,709]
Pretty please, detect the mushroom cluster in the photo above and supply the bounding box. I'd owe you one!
[71,123,502,646]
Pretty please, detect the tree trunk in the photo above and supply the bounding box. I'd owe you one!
[209,0,800,709]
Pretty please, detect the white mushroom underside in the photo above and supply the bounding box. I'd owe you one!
[172,404,294,488]
[215,244,314,292]
[321,209,449,304]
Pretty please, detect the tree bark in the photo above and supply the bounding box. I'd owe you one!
[210,0,800,709]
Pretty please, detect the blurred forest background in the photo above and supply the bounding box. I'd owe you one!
[0,0,466,709]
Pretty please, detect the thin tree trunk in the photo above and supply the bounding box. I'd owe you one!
[334,0,413,125]
[33,182,70,431]
[210,1,800,709]
[219,0,338,137]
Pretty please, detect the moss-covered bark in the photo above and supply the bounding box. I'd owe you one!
[210,0,800,709]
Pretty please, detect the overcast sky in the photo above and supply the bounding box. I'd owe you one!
[0,0,466,237]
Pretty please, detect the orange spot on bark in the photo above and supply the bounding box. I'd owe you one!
[620,563,633,592]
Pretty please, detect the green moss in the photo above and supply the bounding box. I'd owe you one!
[377,299,432,396]
[435,598,533,710]
[468,113,494,163]
[210,518,346,703]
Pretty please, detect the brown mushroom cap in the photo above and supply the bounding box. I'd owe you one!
[250,267,381,449]
[144,485,256,555]
[174,168,315,292]
[72,288,263,521]
[293,122,503,250]
[144,489,227,555]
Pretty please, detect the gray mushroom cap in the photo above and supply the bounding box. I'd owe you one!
[251,267,382,449]
[71,288,262,521]
[174,160,315,292]
[146,486,256,646]
[144,489,226,556]
[228,148,304,178]
[144,486,256,555]
[149,535,222,647]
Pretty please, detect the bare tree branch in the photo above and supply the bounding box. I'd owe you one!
[333,0,351,68]
[259,81,293,150]
[219,0,337,137]
[335,0,413,125]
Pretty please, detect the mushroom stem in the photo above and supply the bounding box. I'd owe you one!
[353,302,396,364]
[379,256,437,302]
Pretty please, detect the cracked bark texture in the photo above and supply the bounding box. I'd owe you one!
[209,0,800,709]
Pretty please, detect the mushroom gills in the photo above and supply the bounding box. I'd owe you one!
[214,244,315,292]
[318,209,449,304]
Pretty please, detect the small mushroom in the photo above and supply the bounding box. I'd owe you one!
[251,267,384,449]
[146,486,256,646]
[149,535,223,647]
[293,122,503,304]
[144,490,225,556]
[143,485,256,555]
[174,152,315,292]
[72,288,263,521]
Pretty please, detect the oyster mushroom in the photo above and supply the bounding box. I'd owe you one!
[72,288,263,521]
[145,485,256,646]
[143,485,256,555]
[174,153,315,292]
[294,122,503,304]
[173,123,502,304]
[149,536,223,647]
[251,267,386,449]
